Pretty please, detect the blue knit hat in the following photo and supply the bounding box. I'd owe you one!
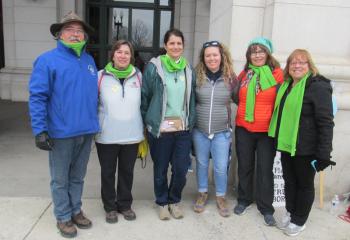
[249,37,273,53]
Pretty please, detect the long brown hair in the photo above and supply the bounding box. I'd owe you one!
[196,42,236,87]
[244,44,280,71]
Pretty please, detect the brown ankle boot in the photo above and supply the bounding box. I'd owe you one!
[106,211,118,223]
[194,192,208,213]
[72,211,92,229]
[216,196,230,217]
[118,209,136,221]
[56,220,77,238]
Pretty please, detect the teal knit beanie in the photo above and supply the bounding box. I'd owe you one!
[249,37,273,53]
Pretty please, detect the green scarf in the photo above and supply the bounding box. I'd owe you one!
[160,54,187,72]
[60,40,86,57]
[104,62,134,79]
[268,72,311,156]
[245,64,277,122]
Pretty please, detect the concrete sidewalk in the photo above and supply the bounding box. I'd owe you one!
[0,100,349,240]
[1,197,349,240]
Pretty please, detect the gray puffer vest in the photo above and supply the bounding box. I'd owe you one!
[195,76,233,135]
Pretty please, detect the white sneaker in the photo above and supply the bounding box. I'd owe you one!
[169,203,184,219]
[277,211,291,230]
[159,205,171,220]
[284,222,306,237]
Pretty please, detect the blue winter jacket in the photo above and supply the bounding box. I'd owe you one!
[29,41,99,138]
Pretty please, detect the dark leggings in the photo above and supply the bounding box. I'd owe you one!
[96,143,138,212]
[281,153,316,226]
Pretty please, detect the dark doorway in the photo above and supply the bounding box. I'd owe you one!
[0,0,4,69]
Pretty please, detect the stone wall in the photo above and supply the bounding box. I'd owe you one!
[0,0,57,101]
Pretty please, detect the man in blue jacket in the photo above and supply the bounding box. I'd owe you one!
[28,11,99,238]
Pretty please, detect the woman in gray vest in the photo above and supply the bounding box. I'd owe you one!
[192,41,237,217]
[95,40,144,224]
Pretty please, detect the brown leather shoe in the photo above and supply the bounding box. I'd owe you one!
[194,192,208,213]
[72,211,92,229]
[118,209,136,221]
[216,196,230,217]
[56,220,77,238]
[106,210,118,223]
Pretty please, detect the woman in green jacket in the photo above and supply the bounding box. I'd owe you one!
[141,28,196,220]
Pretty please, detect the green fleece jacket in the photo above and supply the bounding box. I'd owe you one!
[141,56,196,137]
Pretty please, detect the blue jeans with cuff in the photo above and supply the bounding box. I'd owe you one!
[148,131,192,206]
[192,128,231,196]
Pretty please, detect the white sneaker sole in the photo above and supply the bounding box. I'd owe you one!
[284,225,306,236]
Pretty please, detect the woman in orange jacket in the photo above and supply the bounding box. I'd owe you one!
[233,37,283,226]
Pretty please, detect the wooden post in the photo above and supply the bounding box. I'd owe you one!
[319,171,324,208]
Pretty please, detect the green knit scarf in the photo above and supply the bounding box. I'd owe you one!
[60,40,86,57]
[104,62,134,79]
[160,54,187,72]
[245,64,277,122]
[268,72,311,156]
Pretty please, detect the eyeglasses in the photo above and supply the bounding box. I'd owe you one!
[203,41,220,49]
[251,50,266,57]
[63,27,85,35]
[290,61,308,66]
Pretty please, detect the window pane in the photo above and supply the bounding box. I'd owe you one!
[113,0,154,2]
[160,0,169,6]
[139,52,154,64]
[159,11,171,47]
[86,48,101,69]
[132,9,153,48]
[87,6,100,44]
[108,8,129,44]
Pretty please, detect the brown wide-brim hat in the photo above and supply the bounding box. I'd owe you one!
[50,11,94,37]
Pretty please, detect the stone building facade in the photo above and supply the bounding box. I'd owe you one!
[1,0,349,198]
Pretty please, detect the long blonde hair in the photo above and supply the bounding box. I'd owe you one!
[195,42,236,87]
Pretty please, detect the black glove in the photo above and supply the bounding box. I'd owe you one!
[311,159,336,172]
[35,131,54,151]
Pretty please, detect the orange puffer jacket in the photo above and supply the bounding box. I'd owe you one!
[235,68,283,132]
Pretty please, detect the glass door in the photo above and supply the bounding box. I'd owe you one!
[86,0,174,69]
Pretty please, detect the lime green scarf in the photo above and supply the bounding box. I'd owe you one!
[268,72,311,156]
[245,64,277,122]
[60,40,86,57]
[104,62,134,79]
[160,54,187,72]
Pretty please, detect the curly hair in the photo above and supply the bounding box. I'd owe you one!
[195,42,236,87]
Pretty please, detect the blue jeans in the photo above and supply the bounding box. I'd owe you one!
[49,134,94,222]
[192,128,231,196]
[148,131,192,206]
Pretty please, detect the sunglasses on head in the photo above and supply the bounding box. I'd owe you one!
[203,41,220,49]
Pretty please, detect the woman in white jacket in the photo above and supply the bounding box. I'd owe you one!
[95,40,143,223]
